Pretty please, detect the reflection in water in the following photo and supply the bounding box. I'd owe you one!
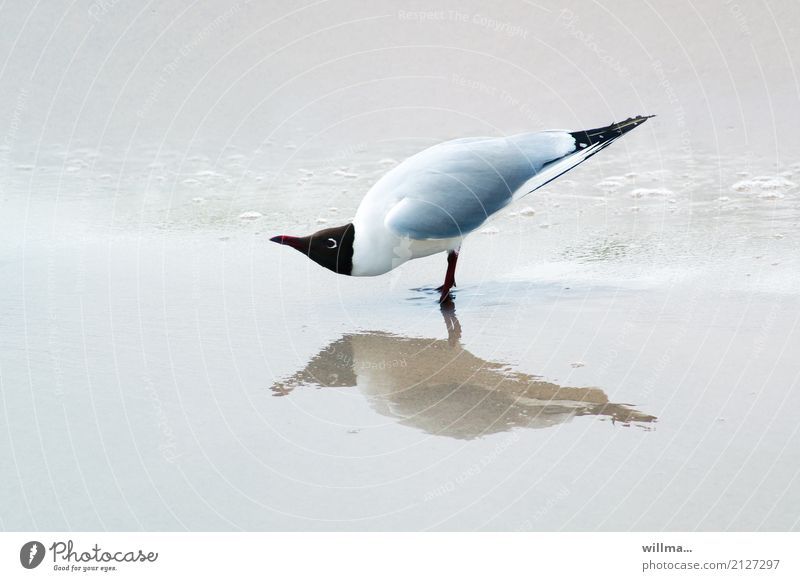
[272,305,656,439]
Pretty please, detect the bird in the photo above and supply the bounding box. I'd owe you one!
[271,115,653,303]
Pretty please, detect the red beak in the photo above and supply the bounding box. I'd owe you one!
[270,235,305,251]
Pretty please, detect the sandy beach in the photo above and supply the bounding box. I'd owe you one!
[1,0,799,530]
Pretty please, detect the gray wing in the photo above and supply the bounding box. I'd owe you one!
[383,132,576,239]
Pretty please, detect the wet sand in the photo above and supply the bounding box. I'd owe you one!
[1,0,799,530]
[271,305,658,438]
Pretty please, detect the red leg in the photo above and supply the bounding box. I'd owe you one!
[436,250,459,303]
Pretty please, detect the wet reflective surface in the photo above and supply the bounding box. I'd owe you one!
[2,0,800,532]
[272,307,656,439]
[3,144,799,531]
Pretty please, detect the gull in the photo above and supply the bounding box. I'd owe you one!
[271,115,653,302]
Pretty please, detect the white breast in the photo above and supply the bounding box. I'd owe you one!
[350,213,460,277]
[349,132,570,276]
[350,145,468,276]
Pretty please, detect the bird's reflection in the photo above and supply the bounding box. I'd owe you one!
[271,305,656,439]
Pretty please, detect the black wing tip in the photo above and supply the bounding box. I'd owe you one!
[571,115,655,148]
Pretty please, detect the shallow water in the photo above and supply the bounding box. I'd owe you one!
[2,144,798,531]
[2,0,800,531]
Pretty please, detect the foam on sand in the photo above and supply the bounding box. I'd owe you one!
[732,176,796,194]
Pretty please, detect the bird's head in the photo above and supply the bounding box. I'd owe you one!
[270,223,355,275]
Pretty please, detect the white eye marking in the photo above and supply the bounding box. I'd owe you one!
[326,238,337,249]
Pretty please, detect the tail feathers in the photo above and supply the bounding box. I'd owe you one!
[571,115,655,149]
[516,115,654,200]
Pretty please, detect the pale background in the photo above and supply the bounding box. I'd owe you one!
[1,0,798,530]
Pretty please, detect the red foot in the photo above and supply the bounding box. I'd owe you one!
[438,286,453,304]
[437,250,459,303]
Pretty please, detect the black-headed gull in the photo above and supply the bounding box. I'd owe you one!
[272,115,653,302]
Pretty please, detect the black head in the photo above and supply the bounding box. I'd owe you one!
[270,223,355,276]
